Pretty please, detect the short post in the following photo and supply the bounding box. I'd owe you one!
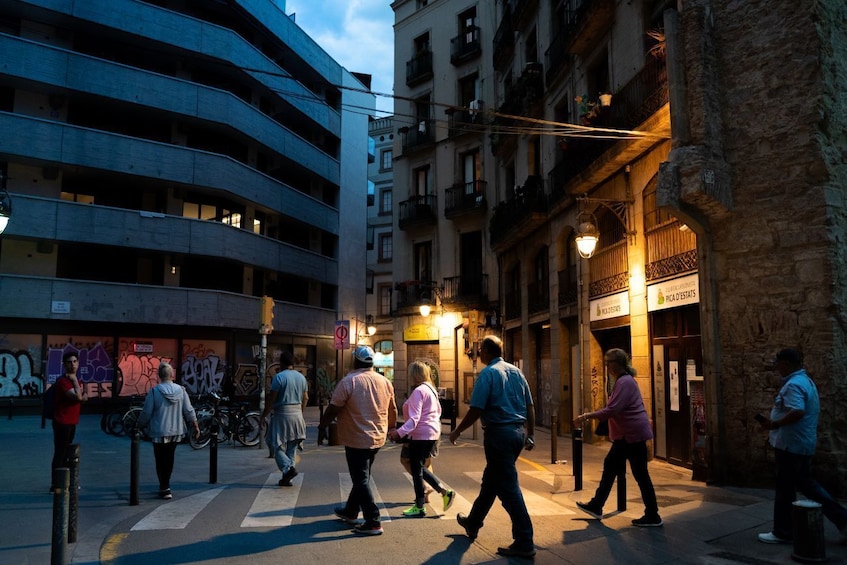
[51,468,69,565]
[129,429,140,506]
[7,398,12,420]
[550,413,558,464]
[67,444,80,543]
[791,500,826,563]
[573,427,583,491]
[210,422,218,484]
[616,469,626,511]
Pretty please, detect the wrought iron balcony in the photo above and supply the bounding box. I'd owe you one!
[398,193,437,230]
[447,103,484,137]
[406,50,433,86]
[560,0,616,56]
[544,29,571,86]
[445,180,487,219]
[402,119,435,153]
[442,274,489,307]
[492,7,514,70]
[489,175,548,249]
[450,26,481,65]
[393,279,439,311]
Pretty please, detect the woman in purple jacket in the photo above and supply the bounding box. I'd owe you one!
[574,348,662,527]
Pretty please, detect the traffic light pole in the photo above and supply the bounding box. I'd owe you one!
[258,332,267,450]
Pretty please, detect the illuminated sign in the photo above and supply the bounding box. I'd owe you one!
[403,324,439,343]
[589,291,630,322]
[647,273,699,312]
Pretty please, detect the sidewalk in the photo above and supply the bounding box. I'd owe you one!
[1,408,845,564]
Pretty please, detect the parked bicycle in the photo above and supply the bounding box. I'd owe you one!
[189,391,261,449]
[101,394,148,438]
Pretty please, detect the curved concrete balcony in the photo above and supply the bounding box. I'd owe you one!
[5,195,338,285]
[0,33,339,186]
[14,0,340,133]
[0,112,339,234]
[0,274,337,334]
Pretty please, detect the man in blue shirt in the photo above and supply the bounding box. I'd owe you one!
[449,335,536,558]
[757,348,847,545]
[261,350,308,487]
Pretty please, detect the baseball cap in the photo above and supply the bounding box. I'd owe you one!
[353,345,375,365]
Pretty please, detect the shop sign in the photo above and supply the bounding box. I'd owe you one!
[403,324,439,343]
[647,273,699,312]
[589,291,630,322]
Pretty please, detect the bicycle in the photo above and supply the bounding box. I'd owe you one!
[189,391,261,449]
[101,394,147,437]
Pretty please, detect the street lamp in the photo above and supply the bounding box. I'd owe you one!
[366,315,377,336]
[0,172,11,235]
[574,195,636,259]
[419,284,444,317]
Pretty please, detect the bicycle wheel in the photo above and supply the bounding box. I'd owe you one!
[189,416,212,449]
[123,407,150,439]
[236,412,262,446]
[107,408,127,436]
[215,412,230,442]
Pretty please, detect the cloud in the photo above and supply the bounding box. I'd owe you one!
[286,0,394,114]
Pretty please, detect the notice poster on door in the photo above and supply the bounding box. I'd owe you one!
[669,361,680,412]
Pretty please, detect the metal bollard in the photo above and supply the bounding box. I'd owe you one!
[616,469,626,511]
[573,427,583,491]
[130,429,140,506]
[210,423,218,484]
[791,500,826,563]
[51,468,69,565]
[551,413,558,464]
[68,444,80,543]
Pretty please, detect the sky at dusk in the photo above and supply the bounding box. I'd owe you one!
[284,1,396,117]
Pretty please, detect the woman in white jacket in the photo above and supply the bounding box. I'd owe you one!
[388,361,455,517]
[137,362,200,499]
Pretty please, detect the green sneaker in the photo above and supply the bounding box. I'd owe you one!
[442,490,455,512]
[402,504,426,517]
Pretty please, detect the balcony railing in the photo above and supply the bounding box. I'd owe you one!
[406,50,433,86]
[402,119,435,153]
[498,63,544,118]
[442,274,489,306]
[489,175,548,248]
[544,29,570,86]
[492,7,515,70]
[561,0,616,55]
[447,103,484,137]
[445,180,487,218]
[394,279,439,311]
[588,240,628,298]
[450,26,481,65]
[398,194,437,230]
[558,265,578,307]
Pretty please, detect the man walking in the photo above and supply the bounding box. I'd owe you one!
[50,351,88,491]
[318,345,397,535]
[757,348,847,545]
[262,350,308,486]
[449,335,536,558]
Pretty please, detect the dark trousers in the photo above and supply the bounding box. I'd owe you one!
[408,439,442,506]
[342,446,381,523]
[153,442,179,491]
[466,424,533,549]
[591,439,659,517]
[773,448,847,539]
[51,421,76,485]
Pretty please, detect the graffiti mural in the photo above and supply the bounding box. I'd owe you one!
[181,354,225,395]
[0,350,42,398]
[117,353,169,396]
[234,363,261,396]
[46,339,116,400]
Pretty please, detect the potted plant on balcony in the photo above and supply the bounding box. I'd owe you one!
[575,94,600,125]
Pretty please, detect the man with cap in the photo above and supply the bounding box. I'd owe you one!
[757,348,847,545]
[319,345,397,535]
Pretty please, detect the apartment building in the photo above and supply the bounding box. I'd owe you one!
[0,0,373,404]
[393,0,847,489]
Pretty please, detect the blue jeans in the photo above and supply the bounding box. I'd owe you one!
[773,448,847,539]
[274,440,298,475]
[342,446,381,523]
[591,439,659,517]
[466,424,533,548]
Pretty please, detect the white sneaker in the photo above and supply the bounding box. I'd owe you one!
[758,531,791,544]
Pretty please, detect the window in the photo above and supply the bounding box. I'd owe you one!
[367,180,375,206]
[381,149,393,171]
[378,233,393,262]
[60,191,95,204]
[414,166,431,195]
[378,284,392,315]
[380,189,392,215]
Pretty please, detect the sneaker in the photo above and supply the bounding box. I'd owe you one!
[334,507,358,524]
[758,531,791,544]
[352,521,383,535]
[402,504,426,517]
[457,513,479,540]
[442,490,456,512]
[576,501,603,519]
[159,489,173,500]
[632,514,663,527]
[496,544,536,559]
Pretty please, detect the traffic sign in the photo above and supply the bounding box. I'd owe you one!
[334,320,350,350]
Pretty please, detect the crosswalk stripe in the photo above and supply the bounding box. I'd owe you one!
[130,487,225,530]
[339,473,392,522]
[465,472,575,516]
[241,473,303,528]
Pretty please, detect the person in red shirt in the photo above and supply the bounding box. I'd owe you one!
[50,352,88,490]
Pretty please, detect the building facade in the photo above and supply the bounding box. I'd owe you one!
[392,0,847,490]
[0,0,374,406]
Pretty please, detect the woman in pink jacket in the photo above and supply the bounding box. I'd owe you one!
[574,348,662,527]
[388,361,455,517]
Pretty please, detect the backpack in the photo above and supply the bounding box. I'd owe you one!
[42,383,57,420]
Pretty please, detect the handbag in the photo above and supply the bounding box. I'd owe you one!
[595,420,609,436]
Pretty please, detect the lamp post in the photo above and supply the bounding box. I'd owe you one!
[0,172,11,235]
